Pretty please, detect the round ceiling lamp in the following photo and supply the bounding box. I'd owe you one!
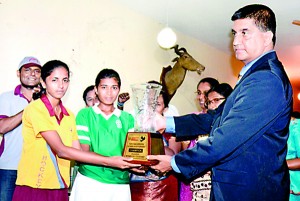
[157,27,177,49]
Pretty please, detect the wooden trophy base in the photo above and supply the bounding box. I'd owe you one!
[123,132,165,166]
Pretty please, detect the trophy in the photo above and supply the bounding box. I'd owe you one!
[123,83,165,165]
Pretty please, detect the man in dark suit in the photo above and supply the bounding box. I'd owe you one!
[149,4,292,201]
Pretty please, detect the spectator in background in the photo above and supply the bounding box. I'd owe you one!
[180,77,219,201]
[205,83,233,111]
[82,85,99,107]
[286,111,300,201]
[0,56,42,201]
[183,83,233,201]
[195,77,219,114]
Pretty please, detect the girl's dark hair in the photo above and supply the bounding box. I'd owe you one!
[160,90,170,108]
[83,85,95,103]
[41,60,70,82]
[95,69,121,87]
[197,77,219,90]
[33,60,70,100]
[209,83,233,99]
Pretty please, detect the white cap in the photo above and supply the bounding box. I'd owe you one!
[18,56,41,69]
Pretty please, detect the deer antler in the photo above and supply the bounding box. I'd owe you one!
[171,45,187,56]
[171,44,180,55]
[178,47,187,53]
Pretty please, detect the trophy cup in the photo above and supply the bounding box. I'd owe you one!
[123,83,165,165]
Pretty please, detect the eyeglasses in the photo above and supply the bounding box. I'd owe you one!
[206,98,225,105]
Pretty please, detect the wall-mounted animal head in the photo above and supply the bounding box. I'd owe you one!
[160,44,205,102]
[171,44,205,75]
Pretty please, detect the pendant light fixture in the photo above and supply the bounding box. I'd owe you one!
[157,0,177,49]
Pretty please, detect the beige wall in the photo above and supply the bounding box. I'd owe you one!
[0,0,240,116]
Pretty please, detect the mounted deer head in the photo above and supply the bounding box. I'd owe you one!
[160,44,205,101]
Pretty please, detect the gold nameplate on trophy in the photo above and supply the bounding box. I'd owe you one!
[123,132,165,165]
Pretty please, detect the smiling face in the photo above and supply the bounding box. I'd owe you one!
[43,67,69,101]
[196,82,211,111]
[18,66,41,88]
[232,18,273,64]
[206,91,225,110]
[95,77,120,106]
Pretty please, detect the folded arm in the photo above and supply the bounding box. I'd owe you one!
[0,111,23,134]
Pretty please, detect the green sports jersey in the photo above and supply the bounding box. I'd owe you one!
[76,106,134,184]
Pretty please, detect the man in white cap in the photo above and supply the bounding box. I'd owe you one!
[0,56,42,201]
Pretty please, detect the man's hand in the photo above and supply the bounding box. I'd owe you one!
[148,155,173,174]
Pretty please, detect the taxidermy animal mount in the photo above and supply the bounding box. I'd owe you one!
[160,44,205,102]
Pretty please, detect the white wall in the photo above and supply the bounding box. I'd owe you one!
[0,0,238,115]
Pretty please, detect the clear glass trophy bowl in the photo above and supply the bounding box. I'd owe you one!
[131,83,162,132]
[122,83,164,165]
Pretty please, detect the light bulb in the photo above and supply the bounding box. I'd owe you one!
[157,27,177,49]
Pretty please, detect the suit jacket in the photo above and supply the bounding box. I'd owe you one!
[174,105,224,141]
[174,51,292,201]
